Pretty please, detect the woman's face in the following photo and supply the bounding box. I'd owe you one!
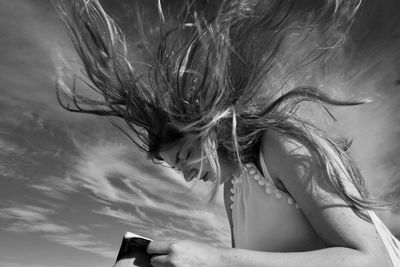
[159,138,238,184]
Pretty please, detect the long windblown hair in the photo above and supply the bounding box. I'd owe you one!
[53,0,388,214]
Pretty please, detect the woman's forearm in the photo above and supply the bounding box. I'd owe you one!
[219,247,386,267]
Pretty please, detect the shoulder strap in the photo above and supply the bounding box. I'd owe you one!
[368,211,400,265]
[259,149,274,184]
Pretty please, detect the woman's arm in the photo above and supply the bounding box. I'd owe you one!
[256,130,392,266]
[220,245,386,267]
[147,239,388,267]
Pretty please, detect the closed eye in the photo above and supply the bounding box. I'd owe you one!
[172,148,192,171]
[185,149,192,160]
[176,148,192,165]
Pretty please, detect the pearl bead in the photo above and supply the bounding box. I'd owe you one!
[230,204,234,210]
[230,195,235,201]
[265,186,272,194]
[253,174,261,181]
[245,163,252,168]
[295,203,300,209]
[230,188,235,194]
[249,169,256,175]
[258,180,266,186]
[288,197,294,205]
[275,192,282,199]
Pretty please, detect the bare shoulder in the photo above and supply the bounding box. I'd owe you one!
[260,129,359,197]
[261,130,311,158]
[260,130,314,184]
[260,129,351,203]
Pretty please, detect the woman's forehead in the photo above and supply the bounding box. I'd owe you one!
[162,135,197,149]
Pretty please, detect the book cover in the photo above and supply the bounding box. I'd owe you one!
[114,232,152,267]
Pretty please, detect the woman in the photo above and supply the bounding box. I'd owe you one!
[54,0,399,266]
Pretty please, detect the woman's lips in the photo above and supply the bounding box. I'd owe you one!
[186,169,210,182]
[188,169,198,181]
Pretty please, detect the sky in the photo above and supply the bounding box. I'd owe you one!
[0,1,399,267]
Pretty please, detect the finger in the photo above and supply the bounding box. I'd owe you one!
[150,255,169,267]
[146,240,171,255]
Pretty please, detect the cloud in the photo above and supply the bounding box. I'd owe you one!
[0,0,64,106]
[6,222,71,234]
[94,206,146,225]
[45,233,115,259]
[0,262,65,267]
[0,205,51,221]
[0,137,28,178]
[0,204,115,259]
[0,205,71,235]
[30,175,79,200]
[70,141,154,204]
[0,138,26,155]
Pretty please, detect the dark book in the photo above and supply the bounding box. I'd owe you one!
[114,232,152,267]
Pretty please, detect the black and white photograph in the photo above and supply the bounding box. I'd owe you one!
[0,1,400,266]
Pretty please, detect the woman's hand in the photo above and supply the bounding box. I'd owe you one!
[147,240,223,267]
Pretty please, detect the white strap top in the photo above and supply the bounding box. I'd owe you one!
[230,149,400,265]
[368,211,400,266]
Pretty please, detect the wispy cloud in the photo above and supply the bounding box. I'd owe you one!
[0,137,27,179]
[0,205,71,234]
[45,233,115,259]
[7,222,71,234]
[70,141,155,204]
[1,262,65,267]
[0,138,25,155]
[0,205,51,221]
[0,204,115,259]
[30,175,79,201]
[95,206,146,225]
[0,0,63,106]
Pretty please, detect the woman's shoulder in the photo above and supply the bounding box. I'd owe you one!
[259,129,321,196]
[260,130,313,173]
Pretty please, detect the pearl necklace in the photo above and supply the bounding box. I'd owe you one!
[230,163,300,210]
